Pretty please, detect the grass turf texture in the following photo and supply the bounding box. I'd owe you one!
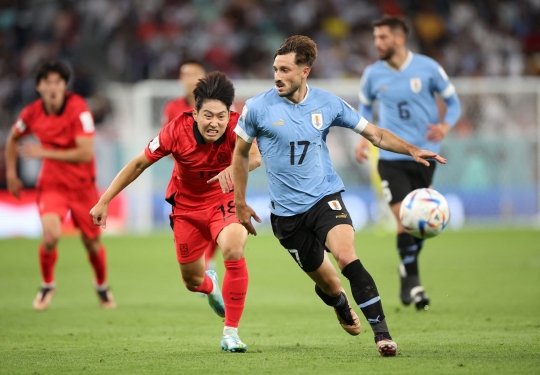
[1,230,539,374]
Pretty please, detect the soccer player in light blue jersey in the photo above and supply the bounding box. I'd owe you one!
[355,17,462,310]
[232,35,446,357]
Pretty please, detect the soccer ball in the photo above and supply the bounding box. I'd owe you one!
[399,188,450,239]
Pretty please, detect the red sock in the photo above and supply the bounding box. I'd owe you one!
[88,246,107,286]
[39,245,58,285]
[194,274,214,294]
[222,258,248,328]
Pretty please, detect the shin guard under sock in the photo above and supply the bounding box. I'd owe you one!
[39,245,58,285]
[397,233,420,276]
[342,259,388,333]
[222,258,248,328]
[88,246,107,286]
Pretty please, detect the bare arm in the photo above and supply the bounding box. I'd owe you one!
[232,136,261,235]
[206,140,262,193]
[5,128,23,198]
[361,123,446,166]
[19,136,94,163]
[90,151,153,228]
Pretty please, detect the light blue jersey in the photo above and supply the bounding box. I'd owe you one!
[235,86,367,216]
[359,52,461,161]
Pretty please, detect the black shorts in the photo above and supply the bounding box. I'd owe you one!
[378,159,436,205]
[270,193,353,273]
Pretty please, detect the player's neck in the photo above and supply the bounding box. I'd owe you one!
[286,83,308,104]
[387,48,409,70]
[43,99,65,115]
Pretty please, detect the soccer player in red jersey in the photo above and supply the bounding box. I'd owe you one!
[162,60,206,125]
[162,61,220,270]
[4,61,115,311]
[90,71,261,352]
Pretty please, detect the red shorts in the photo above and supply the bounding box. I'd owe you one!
[170,193,240,264]
[37,184,100,239]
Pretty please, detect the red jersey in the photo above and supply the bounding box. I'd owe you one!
[162,97,193,125]
[13,92,96,189]
[145,112,240,209]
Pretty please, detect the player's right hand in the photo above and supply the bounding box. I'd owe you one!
[90,202,108,229]
[6,174,23,199]
[355,137,369,163]
[235,202,262,236]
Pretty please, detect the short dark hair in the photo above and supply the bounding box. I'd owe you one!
[193,71,235,112]
[372,16,409,36]
[180,59,206,71]
[35,61,71,85]
[274,35,318,67]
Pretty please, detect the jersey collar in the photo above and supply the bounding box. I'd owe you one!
[384,51,413,72]
[193,121,226,145]
[280,84,310,105]
[42,95,68,116]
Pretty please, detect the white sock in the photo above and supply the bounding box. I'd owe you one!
[223,326,238,336]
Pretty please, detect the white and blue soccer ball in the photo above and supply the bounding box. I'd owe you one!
[399,188,450,239]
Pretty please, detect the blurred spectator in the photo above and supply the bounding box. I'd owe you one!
[0,0,538,142]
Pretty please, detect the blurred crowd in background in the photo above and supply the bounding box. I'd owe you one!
[0,0,539,129]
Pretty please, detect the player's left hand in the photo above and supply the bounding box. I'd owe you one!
[90,202,108,229]
[426,122,450,143]
[207,166,234,193]
[410,148,446,166]
[18,142,46,160]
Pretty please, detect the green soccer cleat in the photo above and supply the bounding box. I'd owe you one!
[206,270,225,318]
[221,332,247,353]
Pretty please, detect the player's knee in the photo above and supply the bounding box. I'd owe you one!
[221,245,244,261]
[330,246,358,270]
[42,230,60,250]
[82,236,101,255]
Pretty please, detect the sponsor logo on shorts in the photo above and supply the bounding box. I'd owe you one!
[179,243,189,257]
[336,213,348,219]
[328,200,342,210]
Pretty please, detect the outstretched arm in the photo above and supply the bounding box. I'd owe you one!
[5,128,23,199]
[361,123,446,166]
[207,141,262,193]
[19,136,94,163]
[232,136,261,235]
[90,151,153,228]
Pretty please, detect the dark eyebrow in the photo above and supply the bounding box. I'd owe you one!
[203,109,227,116]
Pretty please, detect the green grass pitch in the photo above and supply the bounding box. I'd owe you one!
[1,229,539,374]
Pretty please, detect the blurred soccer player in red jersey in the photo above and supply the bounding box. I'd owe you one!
[162,60,206,125]
[91,72,261,352]
[162,61,219,270]
[4,61,115,311]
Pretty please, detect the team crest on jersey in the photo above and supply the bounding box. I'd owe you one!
[217,152,228,164]
[410,78,422,94]
[328,200,342,210]
[311,110,323,129]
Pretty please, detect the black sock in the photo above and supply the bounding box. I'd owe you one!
[315,285,347,308]
[341,259,386,331]
[397,233,421,276]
